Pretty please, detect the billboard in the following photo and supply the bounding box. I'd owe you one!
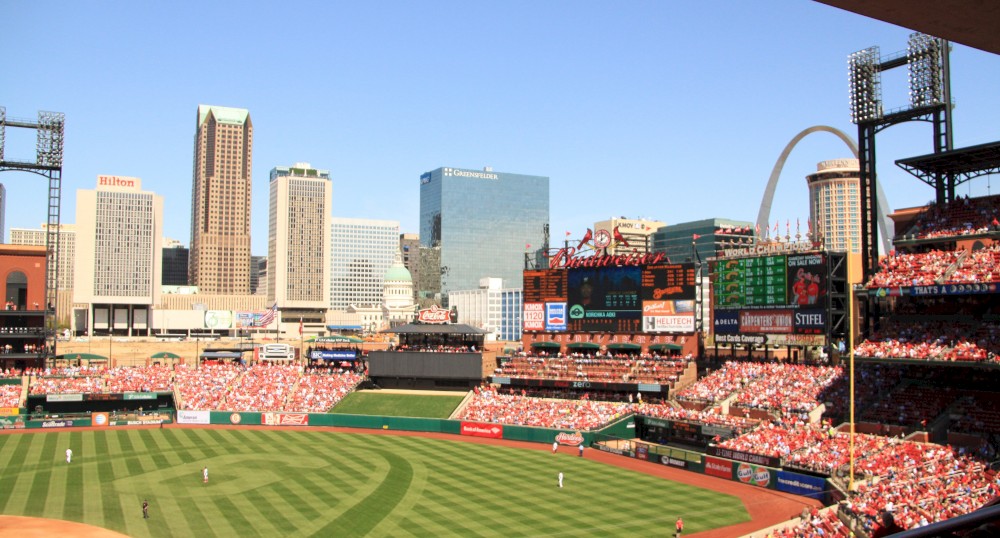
[710,252,830,339]
[523,263,695,334]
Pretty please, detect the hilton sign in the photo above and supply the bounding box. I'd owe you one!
[97,175,141,190]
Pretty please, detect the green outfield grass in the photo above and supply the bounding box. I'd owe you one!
[0,429,749,537]
[331,392,465,418]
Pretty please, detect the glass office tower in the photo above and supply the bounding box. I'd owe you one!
[419,166,549,297]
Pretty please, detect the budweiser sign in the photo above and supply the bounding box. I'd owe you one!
[549,247,667,270]
[555,431,584,446]
[417,305,452,324]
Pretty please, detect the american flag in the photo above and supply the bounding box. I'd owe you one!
[256,303,278,327]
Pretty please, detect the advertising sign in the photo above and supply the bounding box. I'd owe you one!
[0,407,19,416]
[262,413,309,426]
[92,412,109,427]
[786,253,826,307]
[707,446,782,468]
[310,350,356,361]
[736,462,772,488]
[776,471,827,500]
[204,310,234,329]
[739,309,793,334]
[177,410,211,425]
[417,305,451,324]
[705,456,732,479]
[47,394,84,402]
[660,455,688,469]
[41,420,75,428]
[0,416,25,429]
[460,422,503,439]
[523,303,545,331]
[124,392,157,400]
[713,310,740,335]
[545,302,567,331]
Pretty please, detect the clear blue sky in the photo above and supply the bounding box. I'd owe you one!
[3,1,999,255]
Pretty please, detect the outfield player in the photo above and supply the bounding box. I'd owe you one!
[66,448,72,463]
[203,466,209,484]
[142,499,149,519]
[558,472,563,488]
[552,440,558,453]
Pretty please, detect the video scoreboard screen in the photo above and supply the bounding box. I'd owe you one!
[710,252,830,340]
[712,255,788,308]
[523,263,696,334]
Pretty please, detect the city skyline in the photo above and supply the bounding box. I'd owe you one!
[3,2,999,257]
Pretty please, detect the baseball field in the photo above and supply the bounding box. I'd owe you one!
[0,426,752,537]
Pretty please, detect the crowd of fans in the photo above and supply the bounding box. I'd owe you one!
[904,194,1000,240]
[845,441,998,534]
[219,363,301,412]
[456,386,635,430]
[0,384,21,407]
[864,249,962,288]
[174,364,242,411]
[494,352,692,386]
[853,318,999,363]
[284,368,363,413]
[673,361,839,420]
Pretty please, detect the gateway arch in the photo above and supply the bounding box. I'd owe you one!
[756,125,893,254]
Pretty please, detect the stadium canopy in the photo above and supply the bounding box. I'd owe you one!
[150,351,181,359]
[386,323,486,335]
[55,353,108,361]
[566,342,600,350]
[530,341,561,349]
[607,343,641,351]
[648,343,683,352]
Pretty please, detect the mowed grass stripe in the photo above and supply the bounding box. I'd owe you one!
[314,449,413,537]
[0,429,752,536]
[0,434,33,511]
[92,432,127,529]
[23,430,58,517]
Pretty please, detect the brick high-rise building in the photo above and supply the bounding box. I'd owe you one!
[189,105,253,294]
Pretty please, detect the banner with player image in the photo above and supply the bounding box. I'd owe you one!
[786,253,826,307]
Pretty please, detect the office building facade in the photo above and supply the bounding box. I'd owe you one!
[592,217,665,255]
[330,217,399,311]
[808,159,861,253]
[268,162,332,309]
[162,238,189,286]
[75,175,163,335]
[189,105,253,294]
[447,278,523,342]
[419,166,548,297]
[651,218,754,263]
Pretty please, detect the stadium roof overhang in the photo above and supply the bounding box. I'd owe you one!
[896,141,1000,188]
[814,0,1000,55]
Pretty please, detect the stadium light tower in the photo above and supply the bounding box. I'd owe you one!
[0,107,65,362]
[847,34,951,282]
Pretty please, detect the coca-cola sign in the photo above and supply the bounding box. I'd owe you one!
[418,305,452,324]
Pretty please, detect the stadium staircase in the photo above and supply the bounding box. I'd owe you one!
[19,375,28,408]
[448,389,476,420]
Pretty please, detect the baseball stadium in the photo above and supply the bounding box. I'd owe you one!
[3,5,1000,538]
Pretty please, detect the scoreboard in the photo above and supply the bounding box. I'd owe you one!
[711,255,787,308]
[710,251,831,341]
[522,263,696,334]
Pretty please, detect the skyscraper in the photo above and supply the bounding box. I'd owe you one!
[419,166,548,296]
[808,159,861,253]
[75,175,163,336]
[330,217,400,311]
[268,162,332,309]
[189,105,253,294]
[161,239,189,286]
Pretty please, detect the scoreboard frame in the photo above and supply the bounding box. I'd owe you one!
[522,263,697,335]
